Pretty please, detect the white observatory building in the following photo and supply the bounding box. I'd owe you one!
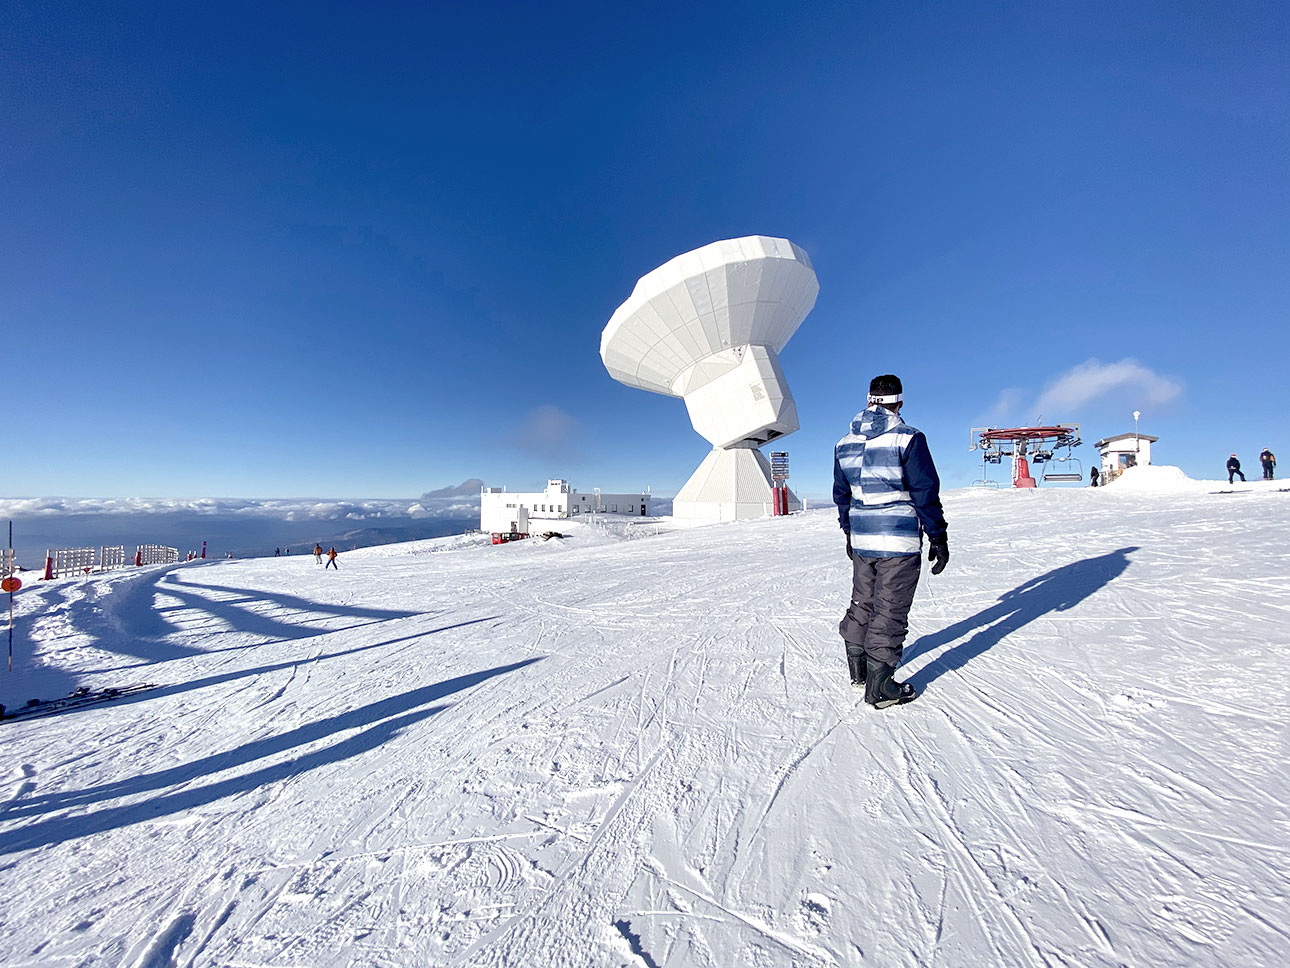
[601,236,818,523]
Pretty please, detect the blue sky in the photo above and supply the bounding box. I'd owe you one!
[4,1,1286,499]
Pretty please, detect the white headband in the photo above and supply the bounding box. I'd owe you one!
[868,393,902,405]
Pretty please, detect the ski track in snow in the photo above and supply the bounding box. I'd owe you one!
[1,485,1288,966]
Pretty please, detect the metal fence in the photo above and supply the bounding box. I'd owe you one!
[137,544,180,566]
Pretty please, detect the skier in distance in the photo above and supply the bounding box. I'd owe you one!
[833,374,949,709]
[1227,454,1245,484]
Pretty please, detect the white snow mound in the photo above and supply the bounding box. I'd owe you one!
[1104,463,1194,491]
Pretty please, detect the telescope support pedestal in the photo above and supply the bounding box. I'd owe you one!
[673,447,801,522]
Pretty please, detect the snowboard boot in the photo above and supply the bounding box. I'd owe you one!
[847,653,868,688]
[864,662,917,709]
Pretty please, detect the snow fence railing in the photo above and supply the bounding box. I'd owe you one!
[50,547,96,578]
[137,545,180,566]
[41,544,171,578]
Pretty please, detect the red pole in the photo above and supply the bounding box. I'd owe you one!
[201,541,206,559]
[8,522,13,671]
[42,552,54,581]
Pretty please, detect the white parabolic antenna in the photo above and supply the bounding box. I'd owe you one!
[600,236,819,522]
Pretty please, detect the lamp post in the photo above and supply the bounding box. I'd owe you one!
[1133,410,1141,453]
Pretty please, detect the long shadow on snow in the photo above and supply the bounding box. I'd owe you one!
[0,656,540,854]
[0,585,80,709]
[69,567,424,669]
[902,547,1139,692]
[10,616,502,725]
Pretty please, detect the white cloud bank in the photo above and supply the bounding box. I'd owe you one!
[0,496,480,521]
[1034,358,1182,416]
[982,358,1182,425]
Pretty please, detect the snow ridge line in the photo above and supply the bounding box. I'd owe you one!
[745,706,854,851]
[264,831,551,871]
[641,860,837,964]
[129,910,196,968]
[448,746,669,964]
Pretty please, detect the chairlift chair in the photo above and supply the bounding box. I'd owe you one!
[1042,454,1084,483]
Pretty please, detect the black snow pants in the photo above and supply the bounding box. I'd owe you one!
[838,553,921,668]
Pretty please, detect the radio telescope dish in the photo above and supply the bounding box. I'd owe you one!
[600,236,819,523]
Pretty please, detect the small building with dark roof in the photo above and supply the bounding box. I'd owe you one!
[1094,432,1160,480]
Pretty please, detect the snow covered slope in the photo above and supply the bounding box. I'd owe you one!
[1,481,1288,967]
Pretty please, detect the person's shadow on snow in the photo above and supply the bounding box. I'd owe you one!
[0,657,541,855]
[903,547,1139,692]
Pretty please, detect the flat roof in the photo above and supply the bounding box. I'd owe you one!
[1094,433,1159,449]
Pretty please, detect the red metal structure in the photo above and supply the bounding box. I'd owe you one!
[769,451,790,516]
[971,425,1082,488]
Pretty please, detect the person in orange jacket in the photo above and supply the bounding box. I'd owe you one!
[325,546,339,570]
[314,543,324,564]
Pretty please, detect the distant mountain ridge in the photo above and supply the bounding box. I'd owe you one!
[420,479,485,500]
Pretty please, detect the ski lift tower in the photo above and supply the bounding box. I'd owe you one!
[769,451,790,515]
[970,424,1082,488]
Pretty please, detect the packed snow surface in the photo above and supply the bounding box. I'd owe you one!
[2,482,1288,967]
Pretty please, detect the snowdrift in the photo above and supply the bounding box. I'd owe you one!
[1104,463,1195,492]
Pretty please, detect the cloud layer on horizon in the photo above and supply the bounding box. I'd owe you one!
[0,495,480,521]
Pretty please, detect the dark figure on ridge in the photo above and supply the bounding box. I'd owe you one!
[1227,454,1245,484]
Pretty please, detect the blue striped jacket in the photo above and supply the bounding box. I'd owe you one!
[833,406,948,557]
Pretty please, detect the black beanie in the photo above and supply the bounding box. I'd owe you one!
[869,374,903,397]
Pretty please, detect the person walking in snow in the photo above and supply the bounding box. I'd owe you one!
[1227,454,1245,484]
[314,543,324,564]
[325,546,339,570]
[1259,449,1276,480]
[1090,466,1100,488]
[833,374,949,709]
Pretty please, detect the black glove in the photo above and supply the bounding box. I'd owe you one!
[928,538,949,575]
[845,534,853,560]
